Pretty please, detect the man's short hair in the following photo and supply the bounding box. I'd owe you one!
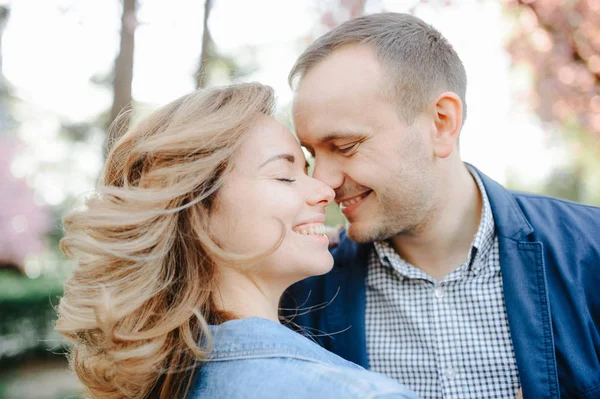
[289,13,467,124]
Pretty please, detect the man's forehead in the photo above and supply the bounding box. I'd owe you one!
[292,82,385,125]
[293,97,375,135]
[294,46,383,96]
[292,92,365,127]
[291,88,332,116]
[300,43,381,84]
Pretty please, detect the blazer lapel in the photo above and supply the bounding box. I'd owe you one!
[500,239,560,399]
[324,234,370,368]
[477,166,560,399]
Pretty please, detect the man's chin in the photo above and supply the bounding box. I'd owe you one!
[346,222,379,244]
[347,219,400,243]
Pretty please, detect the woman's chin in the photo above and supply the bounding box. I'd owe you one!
[271,250,334,286]
[300,254,335,279]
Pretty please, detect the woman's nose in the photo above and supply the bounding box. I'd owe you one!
[307,178,335,207]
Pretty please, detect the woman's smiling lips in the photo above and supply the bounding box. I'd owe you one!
[292,215,329,243]
[338,191,372,216]
[293,222,326,236]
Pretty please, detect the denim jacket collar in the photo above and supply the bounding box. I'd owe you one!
[207,317,362,369]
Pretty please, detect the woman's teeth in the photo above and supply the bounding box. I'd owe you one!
[339,192,369,209]
[293,224,326,236]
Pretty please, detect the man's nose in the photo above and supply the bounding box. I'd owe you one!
[311,155,344,191]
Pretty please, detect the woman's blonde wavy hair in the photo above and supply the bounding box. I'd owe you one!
[56,82,276,399]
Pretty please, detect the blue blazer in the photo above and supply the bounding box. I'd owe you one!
[282,168,600,399]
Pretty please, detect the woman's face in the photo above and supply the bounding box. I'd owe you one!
[209,115,335,289]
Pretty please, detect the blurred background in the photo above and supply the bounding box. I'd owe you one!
[0,0,598,397]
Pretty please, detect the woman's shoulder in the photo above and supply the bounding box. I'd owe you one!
[187,318,418,398]
[191,356,419,399]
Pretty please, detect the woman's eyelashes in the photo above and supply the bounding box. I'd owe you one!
[274,161,312,183]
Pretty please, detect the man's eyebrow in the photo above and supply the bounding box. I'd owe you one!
[319,132,365,144]
[259,154,295,169]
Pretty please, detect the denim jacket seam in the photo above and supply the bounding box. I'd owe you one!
[209,351,331,364]
[207,356,409,398]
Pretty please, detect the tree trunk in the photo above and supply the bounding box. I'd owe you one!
[196,0,212,89]
[106,0,136,155]
[0,6,10,94]
[0,5,11,130]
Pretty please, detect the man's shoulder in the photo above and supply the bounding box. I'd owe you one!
[509,190,600,232]
[511,190,600,213]
[503,191,600,277]
[473,165,599,235]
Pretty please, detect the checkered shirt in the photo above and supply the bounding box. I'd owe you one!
[365,168,521,399]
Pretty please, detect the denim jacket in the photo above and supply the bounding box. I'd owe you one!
[187,317,419,399]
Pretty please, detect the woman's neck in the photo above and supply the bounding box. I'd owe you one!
[212,268,282,323]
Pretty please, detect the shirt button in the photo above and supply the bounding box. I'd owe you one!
[444,367,458,380]
[434,285,445,298]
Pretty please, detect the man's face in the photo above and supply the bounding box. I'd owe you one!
[292,43,438,243]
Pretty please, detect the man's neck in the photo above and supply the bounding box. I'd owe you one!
[390,164,482,281]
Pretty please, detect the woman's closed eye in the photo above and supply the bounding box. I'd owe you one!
[276,177,296,183]
[275,160,310,183]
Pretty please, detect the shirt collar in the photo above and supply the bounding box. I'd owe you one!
[373,241,422,281]
[373,166,496,278]
[467,165,496,274]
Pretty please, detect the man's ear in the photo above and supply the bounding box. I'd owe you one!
[431,92,463,159]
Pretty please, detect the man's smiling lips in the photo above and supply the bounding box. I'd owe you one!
[337,191,372,216]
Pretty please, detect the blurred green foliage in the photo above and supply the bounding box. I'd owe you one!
[0,370,83,399]
[325,203,346,227]
[0,271,65,367]
[0,271,62,302]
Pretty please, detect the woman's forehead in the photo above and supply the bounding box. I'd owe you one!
[239,116,303,162]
